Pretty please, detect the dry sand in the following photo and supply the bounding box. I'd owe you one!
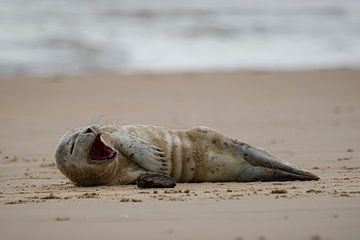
[0,69,359,240]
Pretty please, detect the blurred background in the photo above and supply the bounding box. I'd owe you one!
[1,0,360,76]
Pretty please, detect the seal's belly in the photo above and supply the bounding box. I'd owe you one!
[118,125,246,182]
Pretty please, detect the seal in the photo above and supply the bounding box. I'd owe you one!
[55,124,319,187]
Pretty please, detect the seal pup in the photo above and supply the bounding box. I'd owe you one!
[55,124,319,187]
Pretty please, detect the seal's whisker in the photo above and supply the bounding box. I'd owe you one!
[96,115,106,127]
[89,116,111,129]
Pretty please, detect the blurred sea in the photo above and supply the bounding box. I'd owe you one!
[1,0,360,76]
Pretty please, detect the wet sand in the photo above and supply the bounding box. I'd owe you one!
[0,69,360,239]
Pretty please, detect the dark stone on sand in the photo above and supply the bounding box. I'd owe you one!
[137,172,176,189]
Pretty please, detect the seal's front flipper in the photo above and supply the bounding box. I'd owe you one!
[137,172,176,188]
[116,134,168,174]
[237,142,319,181]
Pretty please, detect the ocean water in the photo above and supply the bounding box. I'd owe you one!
[0,0,360,76]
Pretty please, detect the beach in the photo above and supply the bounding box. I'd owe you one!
[0,69,359,239]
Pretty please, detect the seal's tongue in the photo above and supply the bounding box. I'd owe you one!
[90,135,116,161]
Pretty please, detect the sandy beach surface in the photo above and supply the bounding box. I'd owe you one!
[0,70,360,240]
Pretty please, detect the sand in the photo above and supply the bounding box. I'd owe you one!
[0,69,360,239]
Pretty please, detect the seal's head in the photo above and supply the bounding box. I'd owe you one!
[55,125,118,186]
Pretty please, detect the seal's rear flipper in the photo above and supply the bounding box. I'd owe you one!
[238,166,319,182]
[237,142,319,181]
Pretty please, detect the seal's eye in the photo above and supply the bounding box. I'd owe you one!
[70,142,75,155]
[84,128,93,134]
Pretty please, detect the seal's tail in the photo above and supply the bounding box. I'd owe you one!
[236,142,319,181]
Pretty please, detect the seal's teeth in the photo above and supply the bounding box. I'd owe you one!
[100,134,113,148]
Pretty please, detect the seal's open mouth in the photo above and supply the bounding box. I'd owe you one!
[89,135,116,162]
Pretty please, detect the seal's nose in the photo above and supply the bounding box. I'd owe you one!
[84,127,93,134]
